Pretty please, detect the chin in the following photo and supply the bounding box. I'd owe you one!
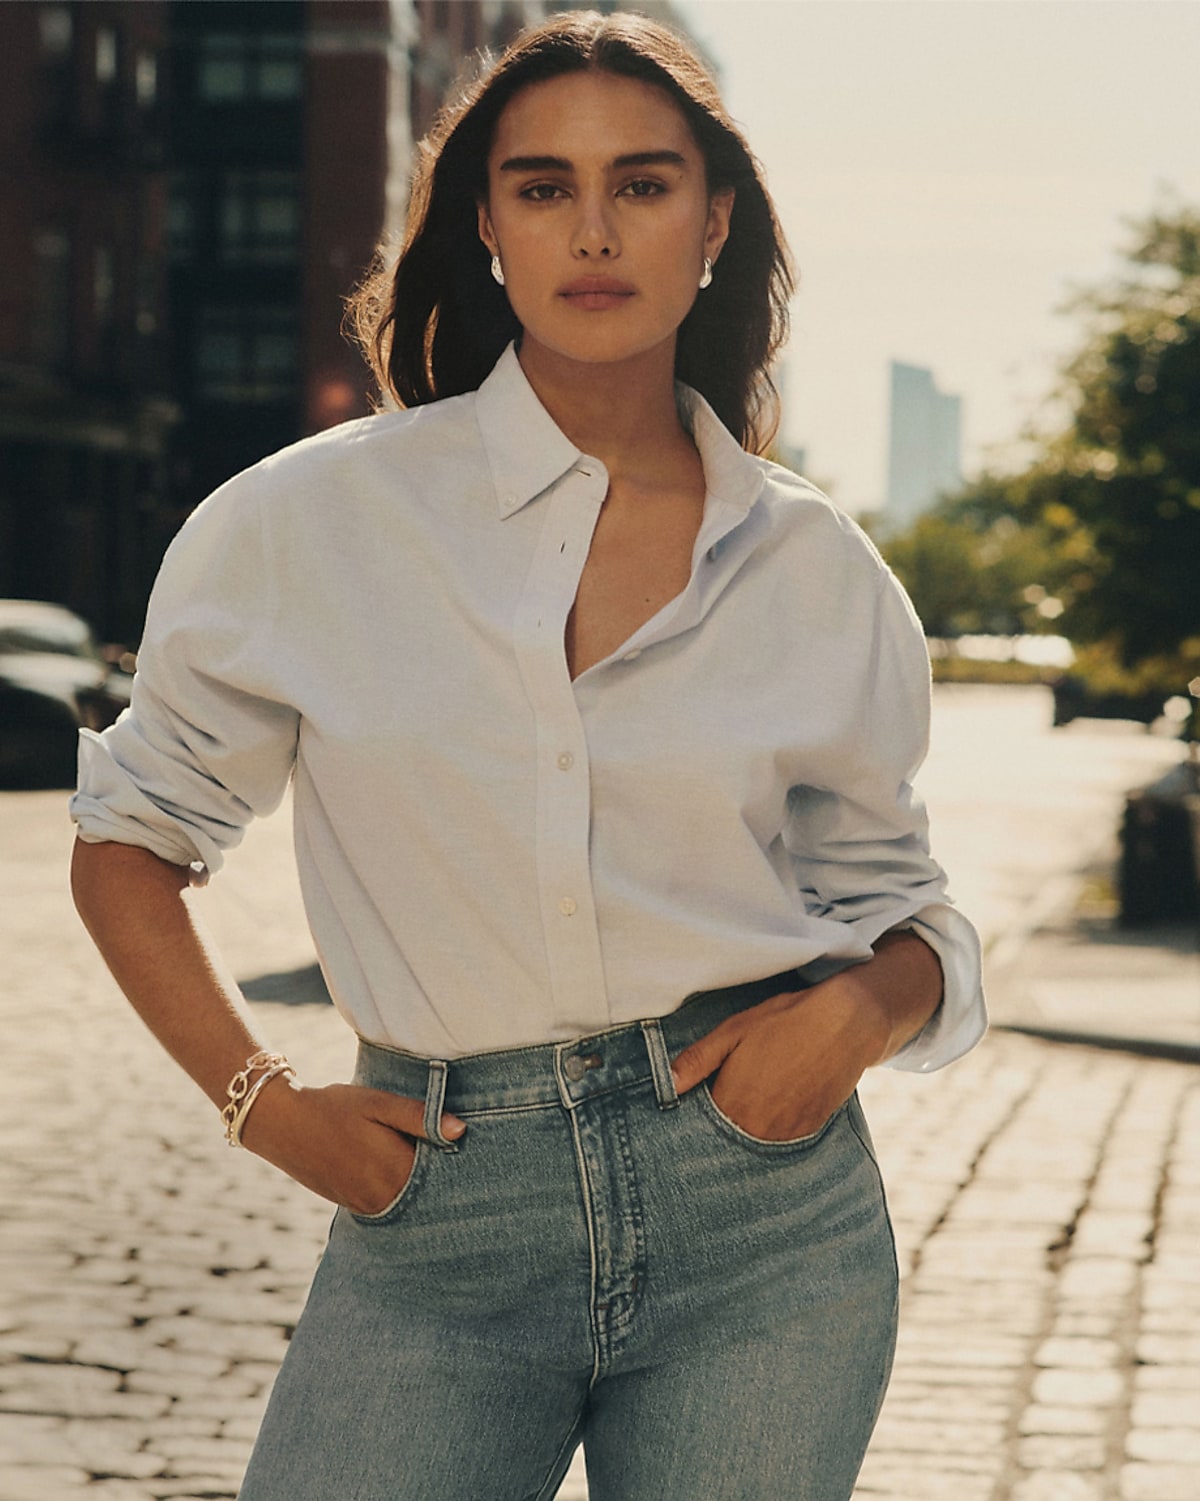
[523,321,680,370]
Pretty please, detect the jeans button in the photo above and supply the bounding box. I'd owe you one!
[563,1055,587,1082]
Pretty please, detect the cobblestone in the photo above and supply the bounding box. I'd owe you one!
[1010,1475,1103,1501]
[1019,1405,1110,1436]
[1119,1463,1200,1500]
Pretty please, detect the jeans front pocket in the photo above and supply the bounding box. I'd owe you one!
[695,1081,849,1154]
[347,1139,429,1226]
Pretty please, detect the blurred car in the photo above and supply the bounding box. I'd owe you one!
[0,600,133,787]
[1050,674,1168,730]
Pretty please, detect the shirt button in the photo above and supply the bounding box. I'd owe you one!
[623,648,641,662]
[556,751,574,771]
[558,896,577,917]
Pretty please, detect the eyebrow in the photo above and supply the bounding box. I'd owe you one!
[497,150,688,174]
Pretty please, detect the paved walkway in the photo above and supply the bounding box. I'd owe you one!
[1,790,1197,1500]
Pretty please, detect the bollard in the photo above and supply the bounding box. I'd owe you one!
[1118,783,1200,925]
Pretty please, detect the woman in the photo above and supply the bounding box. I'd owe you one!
[71,12,985,1499]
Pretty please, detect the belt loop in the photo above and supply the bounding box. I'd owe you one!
[641,1020,679,1110]
[422,1060,459,1151]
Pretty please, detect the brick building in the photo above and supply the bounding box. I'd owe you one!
[0,0,174,639]
[0,0,698,641]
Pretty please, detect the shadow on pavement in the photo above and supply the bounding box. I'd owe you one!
[240,962,333,1005]
[990,908,1200,1064]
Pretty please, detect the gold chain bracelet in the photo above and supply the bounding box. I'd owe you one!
[220,1050,292,1147]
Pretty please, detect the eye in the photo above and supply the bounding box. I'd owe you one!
[519,182,568,202]
[619,178,666,198]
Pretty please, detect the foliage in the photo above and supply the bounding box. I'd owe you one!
[877,201,1200,697]
[1042,203,1200,663]
[875,474,1086,639]
[929,656,1050,686]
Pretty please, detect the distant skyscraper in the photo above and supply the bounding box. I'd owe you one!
[885,361,962,528]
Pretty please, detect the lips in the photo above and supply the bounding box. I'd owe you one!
[559,276,636,308]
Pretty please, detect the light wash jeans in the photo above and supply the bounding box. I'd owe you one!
[240,974,899,1500]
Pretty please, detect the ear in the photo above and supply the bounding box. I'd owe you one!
[477,200,499,259]
[704,187,735,265]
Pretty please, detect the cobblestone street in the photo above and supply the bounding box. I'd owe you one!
[2,698,1198,1499]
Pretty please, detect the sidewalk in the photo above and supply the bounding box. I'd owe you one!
[988,875,1200,1062]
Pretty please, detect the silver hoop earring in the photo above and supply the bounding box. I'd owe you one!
[699,257,713,290]
[490,255,505,287]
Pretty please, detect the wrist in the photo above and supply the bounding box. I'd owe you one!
[847,930,944,1063]
[219,1050,296,1147]
[236,1071,305,1155]
[835,978,894,1068]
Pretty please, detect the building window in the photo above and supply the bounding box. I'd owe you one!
[32,230,71,368]
[135,50,157,107]
[198,35,302,103]
[197,307,299,402]
[198,39,247,101]
[259,51,303,100]
[95,25,118,85]
[38,5,72,56]
[166,184,194,262]
[94,245,116,321]
[219,172,300,264]
[135,262,158,338]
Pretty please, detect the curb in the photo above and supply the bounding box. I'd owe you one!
[990,1020,1200,1066]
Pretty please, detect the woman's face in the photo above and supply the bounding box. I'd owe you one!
[478,70,733,371]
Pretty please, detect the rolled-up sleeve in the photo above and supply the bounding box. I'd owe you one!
[70,476,299,877]
[785,567,986,1072]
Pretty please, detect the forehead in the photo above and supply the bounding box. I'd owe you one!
[489,70,700,167]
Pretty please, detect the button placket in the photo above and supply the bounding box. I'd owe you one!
[510,467,611,1032]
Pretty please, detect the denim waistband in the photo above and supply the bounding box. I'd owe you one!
[355,969,807,1121]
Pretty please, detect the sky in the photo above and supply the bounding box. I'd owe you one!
[678,0,1200,513]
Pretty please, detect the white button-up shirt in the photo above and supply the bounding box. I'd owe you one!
[72,345,985,1070]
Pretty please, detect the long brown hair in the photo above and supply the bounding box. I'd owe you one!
[348,10,793,453]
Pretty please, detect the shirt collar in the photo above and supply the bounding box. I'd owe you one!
[474,344,582,517]
[473,342,766,522]
[674,383,766,524]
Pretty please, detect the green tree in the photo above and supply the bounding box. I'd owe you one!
[881,512,983,637]
[1037,202,1200,667]
[879,475,1081,640]
[880,201,1200,695]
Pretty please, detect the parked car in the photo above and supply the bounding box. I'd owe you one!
[0,600,133,787]
[1050,674,1167,729]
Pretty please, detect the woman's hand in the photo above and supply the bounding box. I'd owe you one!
[669,978,891,1140]
[669,932,944,1140]
[239,1079,466,1216]
[68,839,468,1214]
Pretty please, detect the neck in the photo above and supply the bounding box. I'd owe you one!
[516,338,693,483]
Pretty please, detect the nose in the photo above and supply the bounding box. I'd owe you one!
[571,190,619,260]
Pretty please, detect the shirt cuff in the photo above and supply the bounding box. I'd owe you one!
[69,727,230,878]
[882,903,987,1073]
